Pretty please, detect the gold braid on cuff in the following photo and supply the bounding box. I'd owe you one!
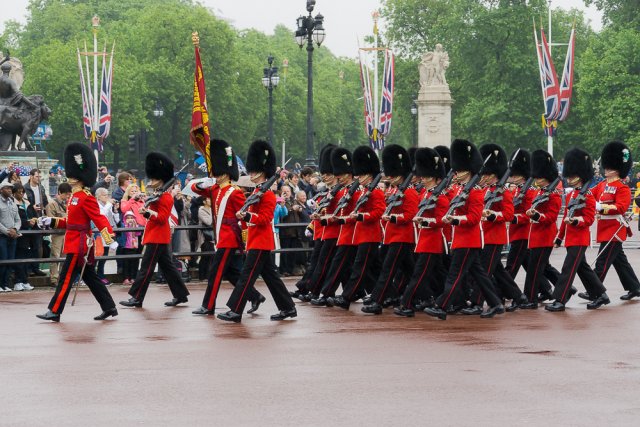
[100,228,114,245]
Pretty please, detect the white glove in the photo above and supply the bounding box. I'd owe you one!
[595,202,602,212]
[305,229,313,238]
[108,241,119,251]
[195,177,216,190]
[37,217,52,229]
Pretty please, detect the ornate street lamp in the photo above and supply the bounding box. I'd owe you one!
[411,101,418,147]
[294,0,326,168]
[262,55,279,145]
[153,100,164,154]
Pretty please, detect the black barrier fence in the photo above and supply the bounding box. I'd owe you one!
[0,223,313,266]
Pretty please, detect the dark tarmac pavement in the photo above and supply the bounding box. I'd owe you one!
[2,247,640,426]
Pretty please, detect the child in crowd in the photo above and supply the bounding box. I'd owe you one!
[121,211,141,285]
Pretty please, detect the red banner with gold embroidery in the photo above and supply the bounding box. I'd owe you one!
[190,45,212,175]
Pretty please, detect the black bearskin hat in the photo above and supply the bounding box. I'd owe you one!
[331,147,353,176]
[64,143,97,187]
[510,149,531,179]
[450,139,483,174]
[246,140,277,177]
[145,152,175,184]
[562,148,594,183]
[434,145,451,174]
[319,144,336,175]
[209,139,239,181]
[352,146,380,176]
[479,144,508,177]
[408,147,418,169]
[415,147,445,179]
[601,140,632,178]
[382,144,411,178]
[531,150,558,182]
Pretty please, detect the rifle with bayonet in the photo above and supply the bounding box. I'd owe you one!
[530,176,561,211]
[313,183,344,216]
[414,169,455,218]
[144,162,190,207]
[444,154,493,218]
[383,170,415,217]
[565,178,593,220]
[484,149,519,211]
[331,179,360,216]
[513,176,535,208]
[353,173,383,213]
[238,174,278,214]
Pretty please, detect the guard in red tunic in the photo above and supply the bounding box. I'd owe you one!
[218,140,296,323]
[424,139,504,320]
[36,143,118,322]
[120,153,190,308]
[394,147,449,316]
[362,144,419,314]
[311,147,358,306]
[328,146,384,310]
[581,141,640,302]
[547,148,608,312]
[190,139,264,315]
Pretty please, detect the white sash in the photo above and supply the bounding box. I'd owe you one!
[214,186,235,250]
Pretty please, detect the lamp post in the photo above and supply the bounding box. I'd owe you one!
[295,0,325,168]
[153,100,164,154]
[262,55,280,145]
[410,101,418,147]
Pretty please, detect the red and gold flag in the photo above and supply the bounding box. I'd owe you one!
[190,34,212,175]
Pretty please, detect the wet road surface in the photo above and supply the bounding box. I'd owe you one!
[2,248,640,426]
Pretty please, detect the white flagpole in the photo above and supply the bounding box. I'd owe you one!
[547,0,553,155]
[372,11,380,153]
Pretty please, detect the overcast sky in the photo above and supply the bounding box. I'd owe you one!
[1,0,603,58]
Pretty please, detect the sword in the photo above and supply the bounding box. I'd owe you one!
[589,213,631,268]
[71,235,94,306]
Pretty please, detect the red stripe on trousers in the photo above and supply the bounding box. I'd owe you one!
[234,251,263,313]
[135,244,159,299]
[52,254,79,313]
[441,249,470,309]
[207,248,231,310]
[560,247,584,302]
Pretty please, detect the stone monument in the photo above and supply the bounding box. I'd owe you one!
[416,44,453,148]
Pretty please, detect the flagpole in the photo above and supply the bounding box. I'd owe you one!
[372,10,379,154]
[547,1,553,155]
[92,16,100,167]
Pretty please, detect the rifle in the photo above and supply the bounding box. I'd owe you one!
[530,176,561,211]
[513,176,534,208]
[483,149,518,210]
[313,183,344,215]
[238,174,278,213]
[415,169,454,218]
[383,171,415,217]
[144,162,190,207]
[331,179,360,216]
[565,178,593,219]
[444,154,493,218]
[354,173,383,213]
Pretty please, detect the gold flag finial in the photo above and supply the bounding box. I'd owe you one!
[192,31,200,47]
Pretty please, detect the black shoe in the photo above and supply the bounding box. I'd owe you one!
[36,310,60,322]
[424,307,447,320]
[270,308,297,321]
[519,301,539,310]
[620,289,640,301]
[290,290,307,301]
[577,291,595,301]
[393,306,415,317]
[247,295,266,314]
[217,310,242,323]
[302,293,313,302]
[506,294,529,312]
[328,296,350,310]
[445,305,462,314]
[461,305,483,315]
[538,291,553,302]
[545,301,565,312]
[164,297,188,307]
[94,307,118,321]
[480,304,505,318]
[32,269,47,277]
[361,302,383,314]
[119,297,142,308]
[310,296,328,306]
[587,293,610,310]
[414,297,435,311]
[382,297,400,308]
[362,295,373,305]
[192,306,214,315]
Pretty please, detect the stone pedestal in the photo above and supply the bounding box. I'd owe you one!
[416,85,454,148]
[0,151,59,192]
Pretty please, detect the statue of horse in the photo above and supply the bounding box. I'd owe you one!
[0,95,51,151]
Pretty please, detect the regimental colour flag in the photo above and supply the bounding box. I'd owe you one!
[557,27,575,122]
[190,39,212,176]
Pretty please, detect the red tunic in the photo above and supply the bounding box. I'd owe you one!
[53,189,113,255]
[191,183,245,249]
[415,188,449,253]
[556,189,595,247]
[509,185,535,242]
[481,185,514,245]
[335,186,358,246]
[143,192,173,244]
[310,192,326,240]
[591,179,631,243]
[382,187,419,244]
[527,185,562,249]
[450,187,484,250]
[352,187,385,245]
[243,188,276,251]
[320,188,341,241]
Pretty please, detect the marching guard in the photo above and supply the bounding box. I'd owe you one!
[120,153,190,308]
[36,143,118,322]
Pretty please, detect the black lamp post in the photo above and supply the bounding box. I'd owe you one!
[410,101,418,147]
[153,100,164,150]
[262,55,280,145]
[295,0,325,168]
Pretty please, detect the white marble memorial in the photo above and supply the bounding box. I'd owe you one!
[417,44,453,148]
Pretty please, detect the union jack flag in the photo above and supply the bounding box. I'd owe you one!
[96,45,114,151]
[378,49,394,141]
[534,26,560,120]
[77,47,93,141]
[358,52,375,145]
[557,27,575,122]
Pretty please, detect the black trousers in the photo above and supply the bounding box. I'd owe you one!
[553,246,606,303]
[48,253,115,315]
[594,241,640,292]
[341,242,380,301]
[400,252,442,308]
[478,244,523,301]
[226,249,295,315]
[523,247,553,303]
[295,239,323,292]
[320,245,357,297]
[436,248,501,309]
[371,242,415,304]
[128,243,190,302]
[506,239,557,294]
[307,238,337,296]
